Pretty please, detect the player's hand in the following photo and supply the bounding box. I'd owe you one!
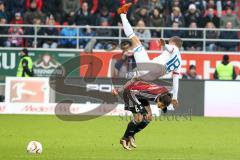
[171,99,179,108]
[112,88,119,96]
[159,38,166,46]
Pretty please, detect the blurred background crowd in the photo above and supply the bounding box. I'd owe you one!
[0,0,239,51]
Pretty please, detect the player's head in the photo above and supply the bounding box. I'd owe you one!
[222,54,229,65]
[120,40,132,51]
[156,93,172,113]
[20,48,28,56]
[169,36,183,49]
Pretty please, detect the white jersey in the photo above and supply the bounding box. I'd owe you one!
[132,44,181,100]
[151,44,181,74]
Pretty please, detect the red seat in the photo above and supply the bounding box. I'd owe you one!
[149,40,161,50]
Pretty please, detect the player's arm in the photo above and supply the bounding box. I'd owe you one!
[172,70,180,107]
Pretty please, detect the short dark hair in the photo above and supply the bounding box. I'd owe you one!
[22,48,28,55]
[120,40,132,49]
[157,93,172,113]
[223,54,229,61]
[189,64,196,70]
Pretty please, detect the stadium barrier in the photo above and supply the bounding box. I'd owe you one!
[1,24,240,51]
[0,78,240,117]
[1,76,240,117]
[204,81,240,117]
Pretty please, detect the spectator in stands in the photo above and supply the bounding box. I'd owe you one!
[0,18,9,47]
[7,25,24,47]
[23,0,45,24]
[75,1,94,26]
[205,0,216,9]
[220,6,239,28]
[205,22,219,51]
[16,48,34,77]
[0,1,8,21]
[10,12,24,24]
[217,21,238,51]
[95,18,113,49]
[185,0,205,15]
[98,0,120,13]
[182,65,201,79]
[24,18,42,47]
[185,22,203,51]
[167,0,185,13]
[80,0,98,15]
[96,6,113,26]
[5,0,25,21]
[26,0,43,11]
[222,0,235,10]
[214,54,236,80]
[62,0,80,23]
[202,7,220,28]
[41,15,59,48]
[144,0,166,11]
[149,7,165,37]
[131,7,149,26]
[148,0,166,11]
[42,0,62,23]
[166,7,185,27]
[135,20,151,49]
[164,22,185,40]
[112,41,136,78]
[60,19,77,48]
[79,25,95,48]
[184,4,202,27]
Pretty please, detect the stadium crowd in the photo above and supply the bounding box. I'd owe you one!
[0,0,239,51]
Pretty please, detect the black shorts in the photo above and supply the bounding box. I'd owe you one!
[125,98,150,115]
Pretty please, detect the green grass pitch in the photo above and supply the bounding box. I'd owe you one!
[0,115,240,160]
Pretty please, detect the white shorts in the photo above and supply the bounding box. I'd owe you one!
[132,45,166,81]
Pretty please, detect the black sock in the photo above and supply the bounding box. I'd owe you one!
[132,119,150,137]
[123,120,138,139]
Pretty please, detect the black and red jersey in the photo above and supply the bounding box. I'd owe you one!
[124,81,169,106]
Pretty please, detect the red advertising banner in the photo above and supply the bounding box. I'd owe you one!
[80,52,240,79]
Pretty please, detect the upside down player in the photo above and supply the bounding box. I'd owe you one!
[114,3,183,150]
[113,79,172,150]
[117,3,182,107]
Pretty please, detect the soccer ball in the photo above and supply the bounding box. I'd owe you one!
[26,141,43,154]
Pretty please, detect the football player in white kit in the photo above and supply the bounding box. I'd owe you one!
[117,3,182,107]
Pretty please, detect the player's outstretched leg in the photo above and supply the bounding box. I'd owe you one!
[118,3,150,63]
[118,3,165,81]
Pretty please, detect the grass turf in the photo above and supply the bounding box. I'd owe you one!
[0,115,240,160]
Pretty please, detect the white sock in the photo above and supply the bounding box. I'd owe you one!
[120,14,135,39]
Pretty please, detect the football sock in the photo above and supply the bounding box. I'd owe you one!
[123,119,138,139]
[120,14,135,39]
[132,119,150,136]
